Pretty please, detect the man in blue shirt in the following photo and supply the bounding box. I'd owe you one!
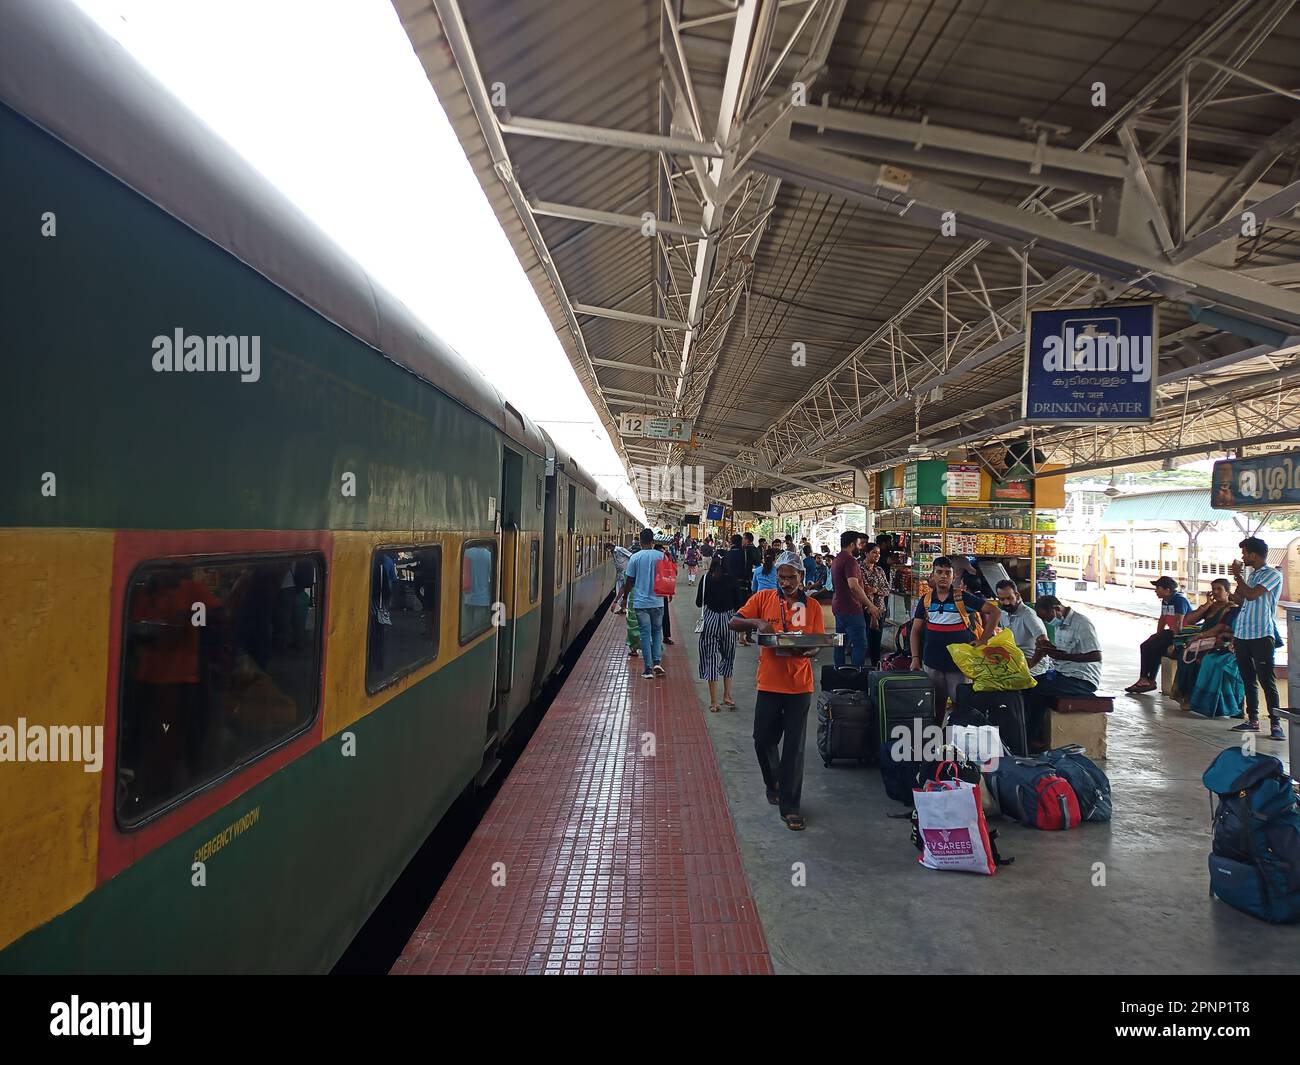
[1125,576,1191,694]
[621,527,667,679]
[1228,537,1285,740]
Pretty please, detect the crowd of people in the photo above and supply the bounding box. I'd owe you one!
[611,526,1289,833]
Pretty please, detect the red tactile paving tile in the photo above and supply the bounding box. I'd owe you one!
[391,604,772,976]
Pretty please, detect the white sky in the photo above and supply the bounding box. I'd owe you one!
[72,0,646,522]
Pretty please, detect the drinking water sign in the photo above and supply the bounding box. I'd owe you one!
[1022,303,1158,424]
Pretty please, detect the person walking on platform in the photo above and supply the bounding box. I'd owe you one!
[1125,576,1191,694]
[724,534,754,646]
[1024,595,1102,745]
[1228,536,1286,740]
[745,532,762,571]
[697,552,738,713]
[909,556,995,712]
[730,551,825,830]
[611,543,633,612]
[685,541,700,583]
[621,528,667,679]
[831,531,876,668]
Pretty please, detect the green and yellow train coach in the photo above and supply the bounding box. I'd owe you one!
[0,0,631,973]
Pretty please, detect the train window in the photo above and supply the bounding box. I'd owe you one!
[529,538,540,603]
[459,540,497,644]
[367,546,441,694]
[117,554,322,829]
[536,475,544,511]
[575,535,584,575]
[556,535,564,589]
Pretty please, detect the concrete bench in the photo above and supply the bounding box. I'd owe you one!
[1047,694,1113,759]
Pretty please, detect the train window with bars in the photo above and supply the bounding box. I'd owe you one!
[117,553,322,828]
[536,475,544,511]
[367,545,440,694]
[529,538,540,603]
[556,535,564,589]
[459,540,497,644]
[575,535,584,575]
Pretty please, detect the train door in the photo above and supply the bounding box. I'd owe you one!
[497,449,523,706]
[564,484,576,637]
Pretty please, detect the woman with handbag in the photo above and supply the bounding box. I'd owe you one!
[697,553,738,712]
[1170,579,1238,707]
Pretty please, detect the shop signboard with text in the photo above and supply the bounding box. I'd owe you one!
[1023,303,1157,424]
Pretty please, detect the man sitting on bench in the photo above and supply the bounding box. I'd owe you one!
[1024,595,1102,746]
[1125,576,1190,694]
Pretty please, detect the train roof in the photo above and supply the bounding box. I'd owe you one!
[0,0,546,458]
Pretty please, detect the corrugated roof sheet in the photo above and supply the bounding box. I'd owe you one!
[1101,488,1221,523]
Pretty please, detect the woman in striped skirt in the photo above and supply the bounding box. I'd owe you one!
[697,553,738,712]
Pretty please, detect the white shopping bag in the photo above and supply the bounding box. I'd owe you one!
[913,774,997,875]
[947,724,1005,771]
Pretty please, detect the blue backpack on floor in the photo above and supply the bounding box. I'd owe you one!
[1203,748,1300,924]
[1189,652,1244,719]
[1039,744,1112,822]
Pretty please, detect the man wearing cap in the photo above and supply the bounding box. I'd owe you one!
[1125,576,1191,694]
[730,551,826,831]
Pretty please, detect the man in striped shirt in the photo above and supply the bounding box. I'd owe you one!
[1228,537,1285,741]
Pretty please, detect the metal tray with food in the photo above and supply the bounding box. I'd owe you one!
[757,632,844,655]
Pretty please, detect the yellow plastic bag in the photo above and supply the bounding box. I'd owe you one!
[948,628,1038,692]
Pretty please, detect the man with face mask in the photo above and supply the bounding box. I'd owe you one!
[995,580,1048,677]
[730,551,825,831]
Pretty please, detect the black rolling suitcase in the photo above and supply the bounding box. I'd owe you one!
[821,664,870,693]
[950,683,1029,757]
[870,671,937,742]
[816,690,876,766]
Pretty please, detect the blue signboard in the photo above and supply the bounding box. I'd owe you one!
[706,502,725,521]
[1212,451,1300,510]
[1023,304,1157,423]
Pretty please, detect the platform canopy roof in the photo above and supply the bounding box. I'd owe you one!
[1102,487,1220,523]
[393,0,1300,521]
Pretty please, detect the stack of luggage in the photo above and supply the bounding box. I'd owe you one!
[816,666,875,767]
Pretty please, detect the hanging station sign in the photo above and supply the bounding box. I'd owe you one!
[1022,304,1157,424]
[1212,451,1300,510]
[706,502,726,521]
[618,412,693,441]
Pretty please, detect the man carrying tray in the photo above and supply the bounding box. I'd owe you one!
[730,551,828,831]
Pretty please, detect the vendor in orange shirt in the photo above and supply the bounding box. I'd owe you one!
[730,550,826,831]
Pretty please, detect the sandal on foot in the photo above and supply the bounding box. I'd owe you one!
[782,813,805,831]
[709,704,721,714]
[722,699,737,709]
[765,787,779,805]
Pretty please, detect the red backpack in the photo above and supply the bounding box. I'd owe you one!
[1021,774,1081,830]
[653,555,678,597]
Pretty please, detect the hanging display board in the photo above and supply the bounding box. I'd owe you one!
[945,464,981,501]
[1023,303,1158,423]
[1212,451,1300,510]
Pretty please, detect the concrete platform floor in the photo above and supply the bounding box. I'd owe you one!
[674,587,1298,975]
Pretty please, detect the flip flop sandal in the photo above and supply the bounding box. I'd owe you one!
[723,699,737,709]
[709,704,721,713]
[783,814,805,831]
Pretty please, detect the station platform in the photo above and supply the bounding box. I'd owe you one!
[395,576,1296,976]
[391,599,771,975]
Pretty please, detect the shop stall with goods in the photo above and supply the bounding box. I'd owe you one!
[870,460,1063,645]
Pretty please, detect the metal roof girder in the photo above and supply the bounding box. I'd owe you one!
[750,136,1300,328]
